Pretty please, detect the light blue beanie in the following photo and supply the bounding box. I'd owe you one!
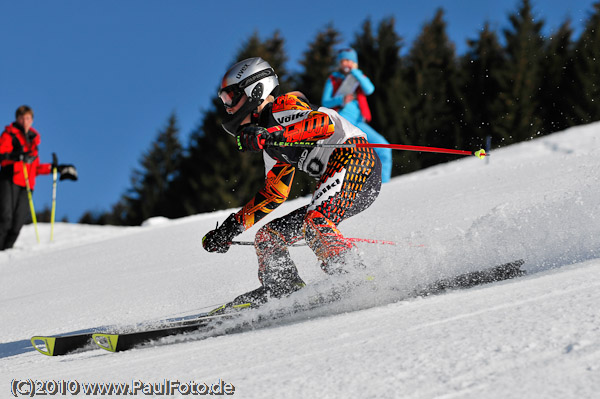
[337,48,358,64]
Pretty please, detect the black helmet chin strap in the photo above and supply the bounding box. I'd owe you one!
[221,98,260,136]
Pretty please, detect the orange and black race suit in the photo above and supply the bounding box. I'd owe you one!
[231,94,382,289]
[233,94,368,230]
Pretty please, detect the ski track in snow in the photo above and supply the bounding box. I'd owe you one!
[1,123,599,398]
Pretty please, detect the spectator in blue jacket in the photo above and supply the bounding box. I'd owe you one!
[321,48,392,183]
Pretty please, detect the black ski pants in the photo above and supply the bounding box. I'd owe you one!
[0,176,30,250]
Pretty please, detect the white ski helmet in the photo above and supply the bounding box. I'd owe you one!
[218,57,279,135]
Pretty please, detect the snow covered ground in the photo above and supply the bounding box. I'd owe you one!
[1,123,599,398]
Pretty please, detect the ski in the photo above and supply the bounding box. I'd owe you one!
[30,310,221,356]
[93,319,217,353]
[420,259,525,295]
[92,305,261,353]
[30,333,96,357]
[90,259,526,354]
[32,259,525,356]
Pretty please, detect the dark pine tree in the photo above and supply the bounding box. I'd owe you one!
[404,8,465,169]
[352,17,410,176]
[491,0,545,145]
[295,24,341,103]
[460,22,505,148]
[122,113,183,225]
[572,1,600,124]
[538,20,576,134]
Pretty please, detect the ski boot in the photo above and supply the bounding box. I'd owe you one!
[209,276,306,316]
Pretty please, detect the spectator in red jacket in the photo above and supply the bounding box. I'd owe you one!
[0,105,77,250]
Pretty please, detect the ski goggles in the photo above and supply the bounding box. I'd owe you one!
[218,85,245,109]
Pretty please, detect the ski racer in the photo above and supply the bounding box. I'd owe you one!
[202,57,382,311]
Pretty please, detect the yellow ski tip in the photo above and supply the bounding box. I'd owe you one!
[474,149,486,159]
[31,336,56,356]
[93,333,119,352]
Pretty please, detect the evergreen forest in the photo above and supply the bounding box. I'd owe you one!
[79,0,600,225]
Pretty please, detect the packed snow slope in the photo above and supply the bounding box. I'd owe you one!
[1,123,599,399]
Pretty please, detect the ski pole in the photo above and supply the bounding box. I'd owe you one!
[232,240,304,247]
[50,153,58,242]
[343,237,424,247]
[21,158,40,244]
[231,237,420,247]
[262,137,487,159]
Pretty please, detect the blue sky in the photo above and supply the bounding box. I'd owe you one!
[1,0,596,222]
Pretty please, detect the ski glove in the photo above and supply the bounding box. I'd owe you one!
[21,153,38,163]
[236,125,267,152]
[57,164,78,181]
[202,213,244,253]
[0,150,36,163]
[0,152,16,161]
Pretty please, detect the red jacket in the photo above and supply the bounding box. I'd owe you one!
[0,123,52,190]
[329,75,372,122]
